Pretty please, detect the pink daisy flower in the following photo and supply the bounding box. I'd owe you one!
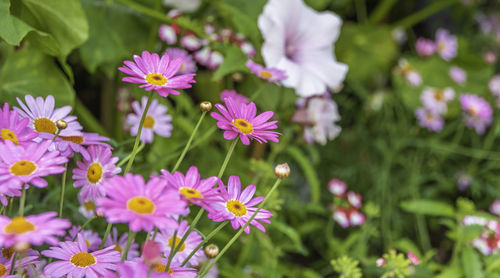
[42,234,121,278]
[121,259,197,278]
[118,51,196,98]
[15,95,82,137]
[73,145,121,202]
[78,193,97,219]
[220,90,249,106]
[348,209,365,226]
[126,96,173,143]
[0,252,39,277]
[155,220,203,265]
[161,166,219,211]
[159,24,178,44]
[435,28,458,61]
[165,48,197,74]
[449,66,466,84]
[459,94,493,134]
[42,132,110,160]
[66,226,102,252]
[0,212,70,247]
[97,174,187,232]
[333,207,349,228]
[407,251,420,265]
[328,178,346,196]
[415,108,444,132]
[346,191,362,209]
[194,47,224,70]
[397,59,422,87]
[211,97,280,145]
[104,228,139,260]
[420,87,455,115]
[208,176,272,234]
[0,103,37,146]
[104,262,169,278]
[415,38,436,57]
[246,60,287,85]
[0,140,67,189]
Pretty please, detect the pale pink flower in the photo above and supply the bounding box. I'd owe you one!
[436,29,457,61]
[449,66,466,84]
[420,87,455,114]
[415,38,436,57]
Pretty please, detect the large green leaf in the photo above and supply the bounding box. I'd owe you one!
[0,0,35,46]
[79,0,150,75]
[0,48,75,106]
[400,199,455,217]
[462,246,484,278]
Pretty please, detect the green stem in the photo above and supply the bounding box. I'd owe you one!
[117,142,146,168]
[9,252,16,275]
[171,111,207,173]
[122,231,136,262]
[393,0,460,29]
[354,0,367,23]
[19,185,26,217]
[52,129,62,141]
[58,163,68,218]
[73,216,98,241]
[123,91,154,175]
[199,179,282,277]
[167,208,205,265]
[217,140,238,178]
[369,0,397,23]
[99,223,113,249]
[181,221,228,267]
[165,218,183,270]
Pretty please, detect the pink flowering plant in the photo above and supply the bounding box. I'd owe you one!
[3,0,500,277]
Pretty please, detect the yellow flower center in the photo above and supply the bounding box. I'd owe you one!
[179,187,203,199]
[144,115,155,129]
[34,118,57,134]
[4,217,35,234]
[61,136,85,144]
[0,263,6,276]
[153,264,174,274]
[127,196,155,214]
[85,240,91,248]
[168,236,186,252]
[226,200,247,217]
[469,107,478,116]
[232,119,253,134]
[70,252,96,267]
[86,163,103,184]
[433,90,444,101]
[1,247,14,259]
[426,112,435,121]
[83,201,95,211]
[145,73,167,86]
[114,244,123,254]
[259,71,273,79]
[9,160,37,176]
[1,129,18,145]
[438,42,446,52]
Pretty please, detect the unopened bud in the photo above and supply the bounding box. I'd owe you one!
[200,101,212,112]
[204,244,219,258]
[56,120,67,130]
[274,163,290,179]
[14,241,30,253]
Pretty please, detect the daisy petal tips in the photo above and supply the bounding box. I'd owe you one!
[118,50,196,98]
[211,97,281,145]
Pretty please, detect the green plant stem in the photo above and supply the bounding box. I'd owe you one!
[166,207,205,265]
[99,222,113,249]
[199,179,282,277]
[393,0,460,29]
[369,0,397,23]
[52,129,61,141]
[181,221,228,267]
[117,142,146,168]
[165,218,183,270]
[58,163,69,218]
[122,231,136,262]
[9,252,16,275]
[171,111,207,173]
[354,0,367,23]
[217,140,238,178]
[19,185,26,217]
[73,216,98,241]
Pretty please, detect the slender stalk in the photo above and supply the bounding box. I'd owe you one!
[99,222,113,249]
[217,140,238,178]
[58,163,69,218]
[123,91,154,175]
[166,208,205,266]
[117,142,146,168]
[122,231,136,262]
[354,0,367,23]
[73,216,98,241]
[171,111,207,173]
[181,222,228,267]
[368,0,397,23]
[165,220,181,270]
[9,252,16,275]
[199,179,282,277]
[393,0,460,29]
[19,185,26,217]
[52,129,61,141]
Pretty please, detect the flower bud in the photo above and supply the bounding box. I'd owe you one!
[14,241,30,253]
[56,120,67,130]
[200,101,212,112]
[204,244,219,258]
[274,163,290,179]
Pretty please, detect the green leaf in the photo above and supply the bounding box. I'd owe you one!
[212,45,248,81]
[272,222,308,255]
[462,246,484,278]
[0,47,75,106]
[400,199,455,217]
[0,0,35,46]
[79,0,150,75]
[286,146,320,204]
[15,0,88,57]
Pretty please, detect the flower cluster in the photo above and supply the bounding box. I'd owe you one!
[463,215,500,255]
[327,178,365,228]
[415,28,458,60]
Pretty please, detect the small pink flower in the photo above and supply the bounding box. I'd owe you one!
[489,75,500,97]
[159,24,178,44]
[415,38,436,57]
[348,209,365,226]
[239,41,256,57]
[347,191,362,209]
[328,179,346,196]
[398,59,422,87]
[407,251,420,265]
[211,97,280,145]
[459,94,493,135]
[220,90,249,106]
[376,258,386,267]
[180,34,202,51]
[142,240,162,265]
[485,51,497,64]
[166,48,197,74]
[333,207,349,228]
[118,51,196,98]
[246,60,287,85]
[491,200,500,216]
[449,66,466,84]
[127,96,173,143]
[415,108,444,132]
[435,29,457,61]
[0,103,37,146]
[66,226,102,252]
[420,87,455,115]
